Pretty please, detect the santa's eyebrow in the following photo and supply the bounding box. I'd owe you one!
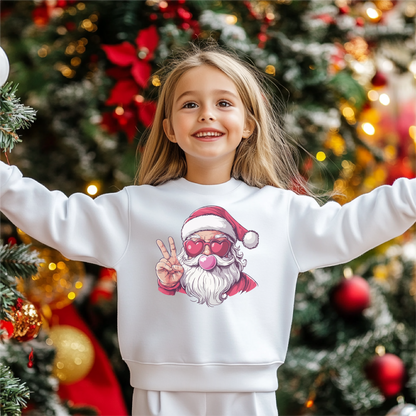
[215,234,228,238]
[188,234,201,239]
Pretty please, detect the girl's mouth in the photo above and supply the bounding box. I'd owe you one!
[193,133,225,142]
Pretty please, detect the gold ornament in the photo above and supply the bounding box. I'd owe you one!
[373,1,395,12]
[9,299,42,342]
[344,37,369,62]
[47,325,94,384]
[16,238,85,310]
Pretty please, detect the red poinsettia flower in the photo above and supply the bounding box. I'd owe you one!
[102,26,159,88]
[102,105,138,142]
[138,101,157,128]
[102,99,157,142]
[105,79,139,106]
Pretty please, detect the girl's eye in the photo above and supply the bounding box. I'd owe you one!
[218,100,232,107]
[183,102,197,109]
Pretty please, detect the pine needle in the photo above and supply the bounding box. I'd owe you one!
[0,82,36,153]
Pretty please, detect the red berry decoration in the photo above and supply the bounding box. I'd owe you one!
[371,71,388,87]
[338,5,350,15]
[331,275,371,316]
[365,353,406,397]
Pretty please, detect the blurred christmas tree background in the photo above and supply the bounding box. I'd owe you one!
[0,0,415,415]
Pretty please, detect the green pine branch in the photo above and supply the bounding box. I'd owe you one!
[0,282,25,321]
[0,82,36,153]
[0,242,41,280]
[0,363,31,416]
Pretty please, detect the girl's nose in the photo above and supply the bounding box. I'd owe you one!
[199,109,216,122]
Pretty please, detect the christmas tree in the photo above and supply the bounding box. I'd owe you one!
[1,0,415,414]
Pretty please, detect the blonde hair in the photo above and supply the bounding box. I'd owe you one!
[136,40,315,197]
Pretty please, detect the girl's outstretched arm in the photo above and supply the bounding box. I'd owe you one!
[288,177,416,273]
[0,162,130,268]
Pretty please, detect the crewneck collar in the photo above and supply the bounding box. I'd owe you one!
[173,176,243,195]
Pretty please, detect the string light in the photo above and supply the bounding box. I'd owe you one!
[306,399,314,408]
[316,151,326,161]
[342,106,355,119]
[225,15,238,25]
[67,6,77,16]
[379,93,390,106]
[37,46,49,58]
[115,106,124,116]
[344,267,353,278]
[86,184,98,196]
[152,75,161,87]
[265,65,275,75]
[409,60,416,77]
[362,122,375,135]
[65,44,76,55]
[367,90,379,101]
[366,6,380,19]
[71,57,81,66]
[409,126,416,142]
[375,345,386,356]
[56,26,67,35]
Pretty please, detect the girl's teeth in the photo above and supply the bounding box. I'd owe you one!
[196,132,222,137]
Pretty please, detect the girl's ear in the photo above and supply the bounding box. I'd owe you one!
[163,118,177,143]
[242,118,255,139]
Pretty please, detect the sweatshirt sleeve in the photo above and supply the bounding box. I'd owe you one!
[0,162,130,268]
[288,177,416,273]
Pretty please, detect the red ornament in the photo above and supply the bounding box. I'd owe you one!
[338,5,350,15]
[371,71,388,87]
[331,275,371,316]
[356,17,365,27]
[365,353,406,397]
[0,320,14,339]
[90,268,117,305]
[28,348,34,368]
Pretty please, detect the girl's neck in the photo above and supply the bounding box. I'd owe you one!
[184,158,233,185]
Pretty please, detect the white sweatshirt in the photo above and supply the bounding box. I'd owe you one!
[1,161,415,392]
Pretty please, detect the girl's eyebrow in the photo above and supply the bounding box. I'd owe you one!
[176,89,239,103]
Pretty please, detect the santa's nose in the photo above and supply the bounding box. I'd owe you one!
[199,255,216,270]
[203,243,211,255]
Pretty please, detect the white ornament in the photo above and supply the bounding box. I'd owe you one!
[386,404,416,416]
[0,46,10,86]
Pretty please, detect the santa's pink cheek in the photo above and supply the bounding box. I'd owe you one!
[199,255,216,270]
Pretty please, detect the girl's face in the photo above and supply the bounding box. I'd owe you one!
[163,65,253,168]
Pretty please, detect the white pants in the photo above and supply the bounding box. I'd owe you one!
[132,389,278,416]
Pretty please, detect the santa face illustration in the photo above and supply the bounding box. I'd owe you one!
[155,206,259,307]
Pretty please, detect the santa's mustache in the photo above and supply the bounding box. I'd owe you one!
[180,252,236,268]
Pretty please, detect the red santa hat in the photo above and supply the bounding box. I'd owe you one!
[181,206,259,249]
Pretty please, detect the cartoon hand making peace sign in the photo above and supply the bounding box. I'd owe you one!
[156,237,184,287]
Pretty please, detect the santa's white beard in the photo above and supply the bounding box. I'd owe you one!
[177,245,246,307]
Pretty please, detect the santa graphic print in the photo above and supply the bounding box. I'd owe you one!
[155,206,259,307]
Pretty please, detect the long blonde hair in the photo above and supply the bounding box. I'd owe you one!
[136,40,313,196]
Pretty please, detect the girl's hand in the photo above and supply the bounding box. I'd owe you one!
[156,237,184,287]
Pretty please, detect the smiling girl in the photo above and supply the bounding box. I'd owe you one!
[1,41,415,416]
